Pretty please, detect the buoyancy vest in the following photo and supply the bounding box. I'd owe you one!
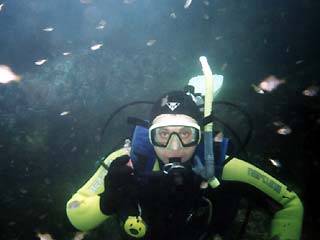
[129,125,230,180]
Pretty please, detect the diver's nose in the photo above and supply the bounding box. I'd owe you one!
[167,135,183,151]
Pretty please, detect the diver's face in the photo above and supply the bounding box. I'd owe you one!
[150,114,199,164]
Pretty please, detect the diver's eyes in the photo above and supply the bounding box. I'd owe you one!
[158,129,170,139]
[179,128,192,138]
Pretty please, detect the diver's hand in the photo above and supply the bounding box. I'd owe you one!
[100,155,136,215]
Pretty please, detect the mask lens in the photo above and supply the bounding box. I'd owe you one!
[150,126,200,147]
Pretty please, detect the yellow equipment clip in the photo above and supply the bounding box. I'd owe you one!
[123,216,147,238]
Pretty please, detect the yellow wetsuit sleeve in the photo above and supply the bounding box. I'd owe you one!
[66,148,128,231]
[222,158,303,240]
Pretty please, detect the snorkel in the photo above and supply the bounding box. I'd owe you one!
[199,56,220,188]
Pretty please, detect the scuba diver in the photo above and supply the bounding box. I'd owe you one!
[66,59,303,240]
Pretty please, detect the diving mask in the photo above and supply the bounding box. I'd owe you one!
[149,122,201,148]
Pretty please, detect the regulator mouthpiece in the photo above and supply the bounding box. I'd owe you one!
[163,158,185,174]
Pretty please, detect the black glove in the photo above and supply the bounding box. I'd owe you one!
[100,155,138,216]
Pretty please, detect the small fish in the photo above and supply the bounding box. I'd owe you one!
[170,12,177,19]
[96,19,106,29]
[221,63,228,71]
[19,188,28,194]
[123,0,136,4]
[8,221,16,226]
[203,14,210,20]
[62,52,71,56]
[73,232,87,240]
[96,25,105,30]
[215,36,223,40]
[99,19,106,25]
[184,0,192,9]
[60,111,70,116]
[0,65,21,84]
[38,213,48,220]
[203,0,210,6]
[251,84,264,94]
[80,0,93,4]
[269,158,282,168]
[37,233,55,240]
[90,43,103,51]
[295,59,304,65]
[302,85,319,97]
[35,59,47,65]
[213,234,223,240]
[146,39,156,46]
[286,45,290,53]
[277,126,292,135]
[272,121,285,127]
[0,3,4,12]
[258,75,285,92]
[43,27,54,32]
